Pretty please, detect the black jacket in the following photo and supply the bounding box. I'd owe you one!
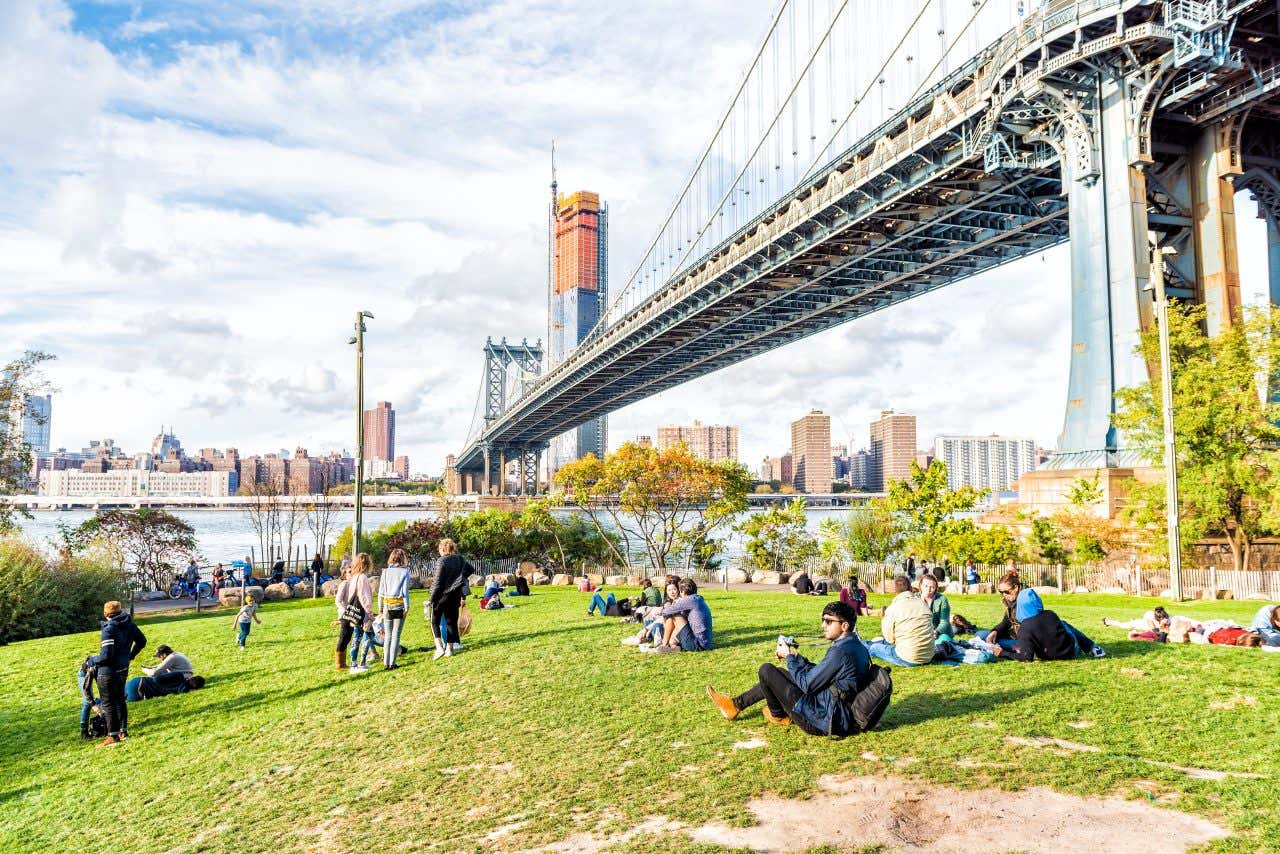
[991,598,1021,640]
[430,554,473,608]
[1003,610,1076,662]
[90,612,147,672]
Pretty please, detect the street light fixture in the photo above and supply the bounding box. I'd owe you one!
[1145,245,1182,599]
[351,311,374,555]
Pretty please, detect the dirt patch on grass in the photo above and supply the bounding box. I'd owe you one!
[1003,735,1100,753]
[684,774,1228,853]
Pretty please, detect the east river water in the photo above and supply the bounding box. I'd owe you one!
[18,506,851,564]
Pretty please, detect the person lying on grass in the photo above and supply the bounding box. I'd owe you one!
[864,576,936,667]
[641,577,713,654]
[1102,607,1172,634]
[705,601,869,735]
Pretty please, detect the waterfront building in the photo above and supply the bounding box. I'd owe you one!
[39,469,233,498]
[634,435,653,448]
[7,393,51,456]
[791,410,832,494]
[548,189,608,475]
[394,455,410,479]
[150,427,182,461]
[846,449,872,491]
[869,410,916,491]
[761,453,793,485]
[934,434,1038,495]
[363,401,395,462]
[656,420,739,462]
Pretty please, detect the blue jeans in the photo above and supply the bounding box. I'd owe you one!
[973,622,1099,656]
[349,626,374,666]
[237,621,251,647]
[78,669,95,727]
[587,592,615,615]
[1258,627,1280,647]
[865,639,925,667]
[125,676,144,702]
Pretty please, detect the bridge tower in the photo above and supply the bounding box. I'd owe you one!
[477,337,546,496]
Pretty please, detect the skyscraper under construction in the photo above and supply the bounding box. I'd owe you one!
[548,187,608,475]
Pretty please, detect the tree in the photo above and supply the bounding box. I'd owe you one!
[1029,517,1069,565]
[884,460,986,560]
[738,498,818,573]
[554,442,751,571]
[1065,473,1103,508]
[305,481,339,564]
[1114,303,1280,571]
[519,498,568,570]
[946,524,1021,566]
[0,351,54,531]
[818,501,902,563]
[63,508,199,591]
[243,479,283,565]
[280,493,306,568]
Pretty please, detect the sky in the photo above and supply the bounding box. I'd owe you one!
[1,0,1273,476]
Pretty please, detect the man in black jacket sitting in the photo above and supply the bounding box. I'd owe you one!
[88,600,147,746]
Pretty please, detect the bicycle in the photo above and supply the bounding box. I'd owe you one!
[168,576,214,600]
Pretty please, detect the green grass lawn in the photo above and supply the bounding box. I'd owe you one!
[0,588,1277,853]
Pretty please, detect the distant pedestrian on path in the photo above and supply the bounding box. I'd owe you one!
[378,548,412,669]
[429,538,473,660]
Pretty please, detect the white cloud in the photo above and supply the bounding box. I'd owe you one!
[1,0,1273,478]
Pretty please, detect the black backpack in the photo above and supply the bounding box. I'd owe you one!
[848,664,893,732]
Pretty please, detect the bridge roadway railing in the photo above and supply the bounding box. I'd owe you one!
[459,0,1235,470]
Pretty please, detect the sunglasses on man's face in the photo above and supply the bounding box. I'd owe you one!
[821,616,842,625]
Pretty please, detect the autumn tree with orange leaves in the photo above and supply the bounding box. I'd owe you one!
[554,441,752,572]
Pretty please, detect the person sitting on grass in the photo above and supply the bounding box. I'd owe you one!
[638,577,663,608]
[839,574,870,616]
[1249,604,1280,648]
[705,601,870,735]
[643,577,712,654]
[791,571,813,595]
[919,574,951,639]
[996,590,1090,662]
[865,576,936,667]
[623,578,680,646]
[972,572,1106,658]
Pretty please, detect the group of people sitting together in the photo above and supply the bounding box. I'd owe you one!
[585,575,714,655]
[1102,603,1280,649]
[79,601,206,746]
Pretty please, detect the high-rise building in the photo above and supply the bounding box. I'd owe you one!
[634,435,653,448]
[656,420,739,463]
[762,452,794,485]
[934,435,1038,495]
[394,455,410,479]
[12,394,52,455]
[869,410,917,490]
[548,189,608,475]
[363,401,395,461]
[791,410,832,494]
[847,449,872,491]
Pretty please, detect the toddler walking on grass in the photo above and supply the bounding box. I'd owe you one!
[234,596,262,650]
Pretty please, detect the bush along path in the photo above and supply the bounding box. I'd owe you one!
[0,590,1276,852]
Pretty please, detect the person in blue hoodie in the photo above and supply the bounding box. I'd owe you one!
[1250,603,1280,647]
[997,589,1078,662]
[88,600,147,746]
[705,601,870,736]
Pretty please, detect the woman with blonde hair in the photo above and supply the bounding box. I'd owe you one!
[334,553,374,672]
[428,538,473,660]
[378,548,412,669]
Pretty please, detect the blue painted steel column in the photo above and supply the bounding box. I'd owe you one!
[1268,211,1280,310]
[1192,124,1243,336]
[1050,76,1151,469]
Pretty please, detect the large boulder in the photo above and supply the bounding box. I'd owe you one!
[586,573,605,587]
[605,575,627,586]
[531,572,551,585]
[518,561,538,576]
[291,579,315,597]
[626,575,644,587]
[321,579,341,597]
[138,591,168,602]
[551,573,573,586]
[944,581,965,596]
[263,583,293,601]
[218,589,244,608]
[468,574,483,587]
[726,568,750,584]
[487,573,515,587]
[760,571,785,585]
[1032,585,1061,596]
[409,574,428,589]
[1072,585,1091,594]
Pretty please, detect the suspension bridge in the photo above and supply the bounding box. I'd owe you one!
[452,0,1280,496]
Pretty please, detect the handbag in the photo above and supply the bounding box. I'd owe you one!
[342,599,365,626]
[386,606,405,621]
[457,601,473,637]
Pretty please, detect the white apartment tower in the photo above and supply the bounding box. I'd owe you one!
[933,435,1037,494]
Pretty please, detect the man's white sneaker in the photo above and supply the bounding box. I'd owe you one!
[432,649,446,661]
[349,665,367,673]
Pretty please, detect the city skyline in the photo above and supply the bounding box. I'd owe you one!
[4,2,1275,479]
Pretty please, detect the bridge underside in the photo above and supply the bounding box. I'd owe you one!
[458,0,1280,491]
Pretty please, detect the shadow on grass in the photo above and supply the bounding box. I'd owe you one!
[876,681,1072,731]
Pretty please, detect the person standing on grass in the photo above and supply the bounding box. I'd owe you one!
[89,600,147,747]
[706,601,869,735]
[335,554,374,672]
[865,576,935,667]
[234,593,262,651]
[378,548,412,670]
[429,538,473,660]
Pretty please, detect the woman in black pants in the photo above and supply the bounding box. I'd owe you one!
[429,538,472,660]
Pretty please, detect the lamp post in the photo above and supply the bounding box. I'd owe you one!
[1147,246,1182,599]
[349,311,374,555]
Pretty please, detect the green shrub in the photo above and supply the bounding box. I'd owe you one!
[0,537,125,645]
